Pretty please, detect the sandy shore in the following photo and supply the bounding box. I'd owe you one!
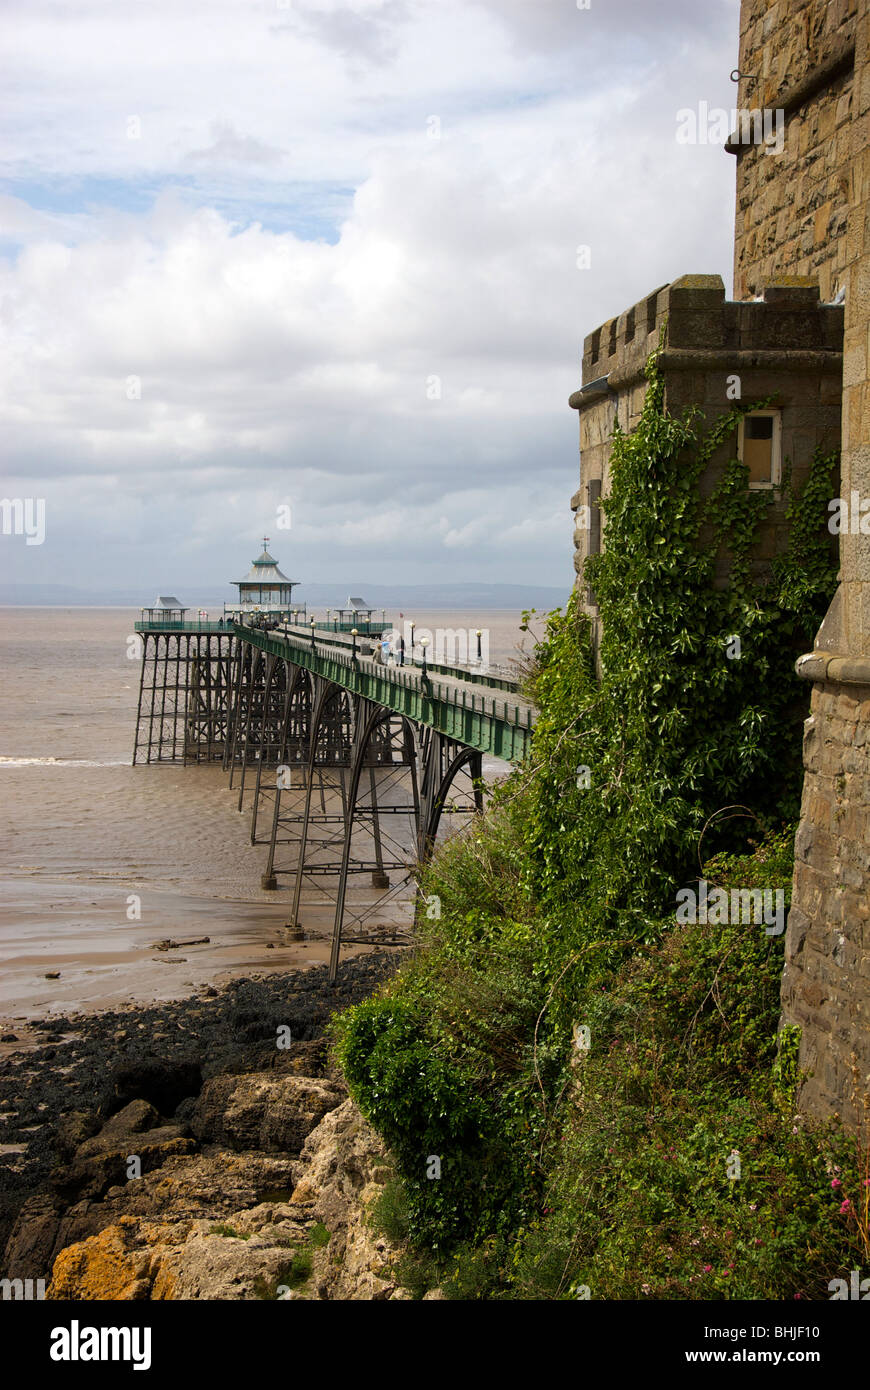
[0,878,408,1025]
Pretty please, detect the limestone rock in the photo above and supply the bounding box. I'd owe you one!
[190,1074,344,1154]
[287,1099,405,1300]
[25,1078,426,1301]
[49,1217,161,1301]
[51,1099,195,1202]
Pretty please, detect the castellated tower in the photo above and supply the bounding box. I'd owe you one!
[570,0,870,1128]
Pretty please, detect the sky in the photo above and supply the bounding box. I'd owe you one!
[0,0,740,600]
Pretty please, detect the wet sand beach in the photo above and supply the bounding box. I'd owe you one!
[0,607,527,1020]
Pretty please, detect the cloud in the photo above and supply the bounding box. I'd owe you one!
[0,0,741,595]
[186,123,286,168]
[283,0,413,69]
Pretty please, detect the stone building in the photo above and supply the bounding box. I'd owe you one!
[570,0,870,1127]
[733,0,870,1130]
[569,275,843,655]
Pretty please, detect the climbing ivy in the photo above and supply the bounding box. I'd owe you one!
[334,341,842,1275]
[516,342,838,979]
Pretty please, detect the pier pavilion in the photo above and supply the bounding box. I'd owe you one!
[224,539,306,625]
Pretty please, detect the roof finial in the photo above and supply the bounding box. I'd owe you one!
[262,535,270,550]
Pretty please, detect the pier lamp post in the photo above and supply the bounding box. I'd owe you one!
[475,629,482,662]
[351,628,358,661]
[409,621,416,661]
[310,616,317,648]
[420,634,430,681]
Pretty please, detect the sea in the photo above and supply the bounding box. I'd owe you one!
[0,607,538,1021]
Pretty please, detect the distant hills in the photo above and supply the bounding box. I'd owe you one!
[0,582,570,612]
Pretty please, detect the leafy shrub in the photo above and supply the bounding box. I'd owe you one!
[332,345,855,1297]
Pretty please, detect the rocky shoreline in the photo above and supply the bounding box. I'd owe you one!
[0,953,416,1300]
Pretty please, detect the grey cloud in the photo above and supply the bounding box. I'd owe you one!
[279,0,412,68]
[186,122,286,166]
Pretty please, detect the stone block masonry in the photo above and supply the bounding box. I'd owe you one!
[731,0,859,303]
[782,665,870,1130]
[568,0,870,1130]
[569,275,843,657]
[755,5,870,1132]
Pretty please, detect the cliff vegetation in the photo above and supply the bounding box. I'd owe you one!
[333,350,868,1299]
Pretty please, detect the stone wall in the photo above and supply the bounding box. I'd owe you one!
[732,0,858,302]
[569,274,843,616]
[567,0,870,1131]
[783,664,870,1129]
[774,6,870,1131]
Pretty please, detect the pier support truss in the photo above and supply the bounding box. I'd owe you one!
[133,630,235,765]
[132,623,522,979]
[228,648,483,981]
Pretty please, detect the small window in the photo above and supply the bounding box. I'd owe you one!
[738,410,781,488]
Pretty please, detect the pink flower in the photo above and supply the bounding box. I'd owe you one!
[703,1264,712,1272]
[831,1177,842,1189]
[839,1199,852,1215]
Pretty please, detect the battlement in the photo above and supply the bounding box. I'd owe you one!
[576,275,844,401]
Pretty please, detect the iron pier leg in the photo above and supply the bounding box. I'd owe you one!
[250,655,275,842]
[133,632,147,765]
[369,766,389,889]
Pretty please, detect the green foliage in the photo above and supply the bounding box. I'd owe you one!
[253,1248,313,1299]
[369,1178,411,1244]
[209,1223,249,1240]
[332,346,853,1297]
[391,1248,439,1300]
[309,1222,331,1249]
[508,883,864,1301]
[333,987,536,1251]
[773,1024,803,1104]
[520,351,837,975]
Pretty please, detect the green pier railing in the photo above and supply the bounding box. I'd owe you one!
[238,624,535,763]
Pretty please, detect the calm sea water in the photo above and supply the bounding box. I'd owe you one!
[0,607,536,1017]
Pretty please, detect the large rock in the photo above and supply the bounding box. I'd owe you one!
[190,1074,344,1154]
[48,1217,158,1300]
[5,1147,298,1282]
[288,1099,404,1300]
[103,1057,202,1118]
[48,1209,318,1301]
[51,1099,194,1203]
[17,1077,419,1300]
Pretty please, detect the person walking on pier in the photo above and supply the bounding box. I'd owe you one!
[397,634,405,666]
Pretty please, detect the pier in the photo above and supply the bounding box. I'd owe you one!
[132,591,535,981]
